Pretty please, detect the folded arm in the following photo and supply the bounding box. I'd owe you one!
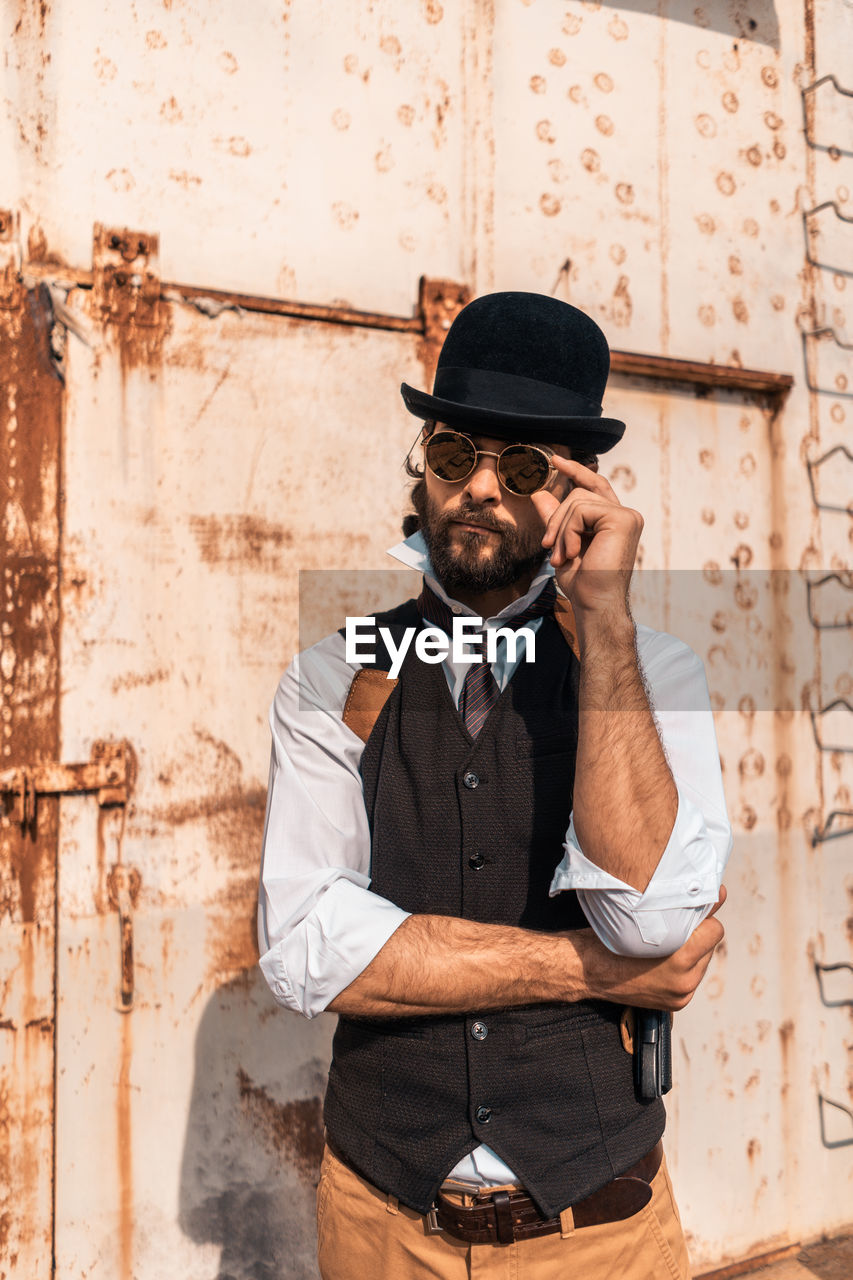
[326,904,726,1019]
[258,636,726,1022]
[552,626,733,957]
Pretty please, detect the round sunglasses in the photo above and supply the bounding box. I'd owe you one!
[423,429,557,497]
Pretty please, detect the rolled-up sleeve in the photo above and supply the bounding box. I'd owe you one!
[257,640,410,1018]
[549,628,732,957]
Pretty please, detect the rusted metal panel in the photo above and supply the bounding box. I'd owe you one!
[0,2,850,1277]
[3,2,469,313]
[0,283,63,1276]
[485,3,810,375]
[51,288,432,1277]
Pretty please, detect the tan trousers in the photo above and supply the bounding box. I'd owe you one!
[316,1143,692,1280]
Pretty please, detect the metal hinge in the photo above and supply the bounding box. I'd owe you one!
[419,276,471,347]
[0,740,131,827]
[92,224,161,327]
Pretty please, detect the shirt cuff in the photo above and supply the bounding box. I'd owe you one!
[549,788,723,950]
[259,877,411,1018]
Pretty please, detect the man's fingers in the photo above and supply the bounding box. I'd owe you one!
[708,884,727,917]
[530,487,562,524]
[550,456,618,501]
[691,914,725,954]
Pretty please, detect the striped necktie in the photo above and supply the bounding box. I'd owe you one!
[417,579,557,738]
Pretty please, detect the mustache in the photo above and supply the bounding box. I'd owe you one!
[437,504,509,534]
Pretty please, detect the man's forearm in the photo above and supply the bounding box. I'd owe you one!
[327,908,724,1018]
[572,609,678,892]
[328,915,587,1017]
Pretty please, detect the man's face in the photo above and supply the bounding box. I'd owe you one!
[413,425,573,596]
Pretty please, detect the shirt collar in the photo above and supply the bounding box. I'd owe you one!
[386,531,555,623]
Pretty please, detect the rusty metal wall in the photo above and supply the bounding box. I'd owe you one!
[0,280,63,1279]
[1,1,852,1277]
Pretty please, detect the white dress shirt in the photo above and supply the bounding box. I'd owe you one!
[258,533,732,1186]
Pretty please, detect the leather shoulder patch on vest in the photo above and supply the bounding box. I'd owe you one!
[342,668,399,743]
[554,595,579,659]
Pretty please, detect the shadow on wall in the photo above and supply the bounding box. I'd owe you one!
[596,0,781,50]
[178,967,335,1280]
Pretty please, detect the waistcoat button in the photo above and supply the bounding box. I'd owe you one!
[475,1105,492,1124]
[471,1021,488,1040]
[468,853,485,870]
[463,771,480,789]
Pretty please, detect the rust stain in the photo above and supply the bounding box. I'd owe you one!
[139,783,266,831]
[610,275,632,327]
[188,514,294,572]
[111,665,171,694]
[117,1016,133,1280]
[207,909,259,979]
[738,749,765,779]
[416,277,470,390]
[92,225,169,376]
[237,1069,324,1184]
[778,1019,794,1088]
[95,808,107,915]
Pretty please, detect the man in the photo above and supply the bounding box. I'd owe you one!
[258,293,732,1279]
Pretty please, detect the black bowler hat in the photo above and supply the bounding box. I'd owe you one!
[401,291,625,453]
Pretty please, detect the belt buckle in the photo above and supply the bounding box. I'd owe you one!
[426,1206,444,1236]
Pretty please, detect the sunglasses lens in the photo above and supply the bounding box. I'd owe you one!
[425,431,477,482]
[498,445,551,495]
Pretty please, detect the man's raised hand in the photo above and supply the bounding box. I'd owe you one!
[531,457,643,619]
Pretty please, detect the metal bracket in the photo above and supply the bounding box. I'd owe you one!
[0,739,132,828]
[801,75,853,158]
[419,276,472,348]
[803,202,853,277]
[92,224,161,328]
[801,328,853,399]
[818,1094,853,1149]
[811,810,853,846]
[814,961,853,1007]
[806,573,853,629]
[805,444,853,517]
[809,698,853,753]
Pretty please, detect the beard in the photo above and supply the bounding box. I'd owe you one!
[409,479,547,595]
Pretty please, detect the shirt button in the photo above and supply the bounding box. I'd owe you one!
[463,772,480,790]
[688,882,701,895]
[468,853,485,870]
[471,1021,488,1040]
[475,1105,492,1124]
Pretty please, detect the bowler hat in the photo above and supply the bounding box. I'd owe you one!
[401,292,625,452]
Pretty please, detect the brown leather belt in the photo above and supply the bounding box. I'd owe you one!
[428,1141,663,1245]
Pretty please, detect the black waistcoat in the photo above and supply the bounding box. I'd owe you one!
[324,599,665,1217]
